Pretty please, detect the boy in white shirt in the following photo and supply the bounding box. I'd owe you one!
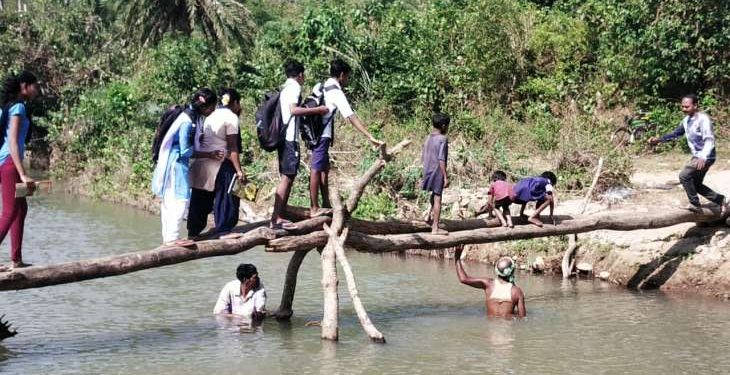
[309,59,384,217]
[271,61,328,230]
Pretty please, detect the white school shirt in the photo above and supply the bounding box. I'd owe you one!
[279,78,301,142]
[213,280,267,317]
[312,78,355,139]
[190,107,240,191]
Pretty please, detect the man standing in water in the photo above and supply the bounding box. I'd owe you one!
[454,246,526,318]
[213,263,266,321]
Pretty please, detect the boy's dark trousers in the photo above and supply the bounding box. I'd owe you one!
[679,157,724,207]
[187,160,241,236]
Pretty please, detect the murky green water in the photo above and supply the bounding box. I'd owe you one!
[1,192,729,374]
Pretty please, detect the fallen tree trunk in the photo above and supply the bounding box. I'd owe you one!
[328,189,385,342]
[273,249,311,320]
[267,212,513,252]
[0,314,17,341]
[562,157,604,279]
[294,208,722,253]
[320,188,345,341]
[0,217,330,291]
[285,206,504,235]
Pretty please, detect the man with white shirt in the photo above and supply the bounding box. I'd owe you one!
[650,94,727,214]
[308,59,384,217]
[213,263,266,320]
[271,61,328,230]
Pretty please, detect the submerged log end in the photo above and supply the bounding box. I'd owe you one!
[0,314,18,341]
[370,335,386,344]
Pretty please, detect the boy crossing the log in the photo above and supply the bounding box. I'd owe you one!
[512,171,557,227]
[307,59,384,218]
[475,170,514,228]
[421,113,450,235]
[270,61,328,230]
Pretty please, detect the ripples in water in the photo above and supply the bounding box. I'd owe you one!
[1,193,730,374]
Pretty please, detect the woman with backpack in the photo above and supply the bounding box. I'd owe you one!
[152,88,218,247]
[0,71,40,269]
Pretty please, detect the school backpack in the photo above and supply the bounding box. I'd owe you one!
[151,105,185,163]
[255,91,286,152]
[298,83,339,150]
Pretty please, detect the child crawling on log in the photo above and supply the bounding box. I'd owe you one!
[421,113,450,235]
[512,171,557,227]
[454,246,526,318]
[475,170,514,228]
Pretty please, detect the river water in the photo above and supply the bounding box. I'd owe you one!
[1,192,729,374]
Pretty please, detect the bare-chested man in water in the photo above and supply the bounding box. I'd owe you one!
[454,246,526,318]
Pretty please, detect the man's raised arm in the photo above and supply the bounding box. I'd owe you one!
[454,246,488,289]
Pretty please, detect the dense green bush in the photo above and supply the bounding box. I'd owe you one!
[0,0,726,211]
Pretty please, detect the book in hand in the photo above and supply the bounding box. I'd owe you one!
[15,181,52,198]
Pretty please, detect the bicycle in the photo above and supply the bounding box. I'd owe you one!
[610,111,657,150]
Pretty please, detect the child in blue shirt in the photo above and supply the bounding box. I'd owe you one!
[512,171,557,227]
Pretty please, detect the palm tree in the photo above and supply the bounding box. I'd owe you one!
[119,0,253,48]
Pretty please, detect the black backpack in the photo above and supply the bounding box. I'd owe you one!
[299,83,339,149]
[0,100,32,150]
[255,91,287,152]
[151,105,186,163]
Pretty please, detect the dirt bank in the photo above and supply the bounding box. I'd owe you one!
[423,154,730,299]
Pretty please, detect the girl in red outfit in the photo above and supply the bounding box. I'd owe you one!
[0,71,40,269]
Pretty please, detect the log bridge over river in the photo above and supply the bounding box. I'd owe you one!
[1,140,727,343]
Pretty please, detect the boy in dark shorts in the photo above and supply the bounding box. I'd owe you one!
[308,59,383,217]
[270,61,328,230]
[421,113,450,235]
[512,171,557,227]
[476,170,514,228]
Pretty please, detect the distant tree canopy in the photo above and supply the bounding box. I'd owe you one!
[119,0,254,48]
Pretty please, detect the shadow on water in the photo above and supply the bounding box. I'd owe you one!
[626,226,705,290]
[0,344,14,364]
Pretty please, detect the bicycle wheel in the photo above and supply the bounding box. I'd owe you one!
[611,127,631,149]
[633,126,648,143]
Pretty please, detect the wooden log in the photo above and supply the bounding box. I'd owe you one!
[562,157,604,278]
[346,208,724,252]
[0,217,330,291]
[284,205,504,235]
[346,140,411,214]
[273,249,311,320]
[328,190,385,342]
[0,314,17,341]
[335,208,722,253]
[320,185,346,341]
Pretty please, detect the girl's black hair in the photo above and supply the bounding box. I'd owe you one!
[0,71,38,147]
[219,87,241,106]
[189,87,217,113]
[1,71,37,106]
[491,170,507,182]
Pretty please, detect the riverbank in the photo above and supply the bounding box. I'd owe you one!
[410,153,730,299]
